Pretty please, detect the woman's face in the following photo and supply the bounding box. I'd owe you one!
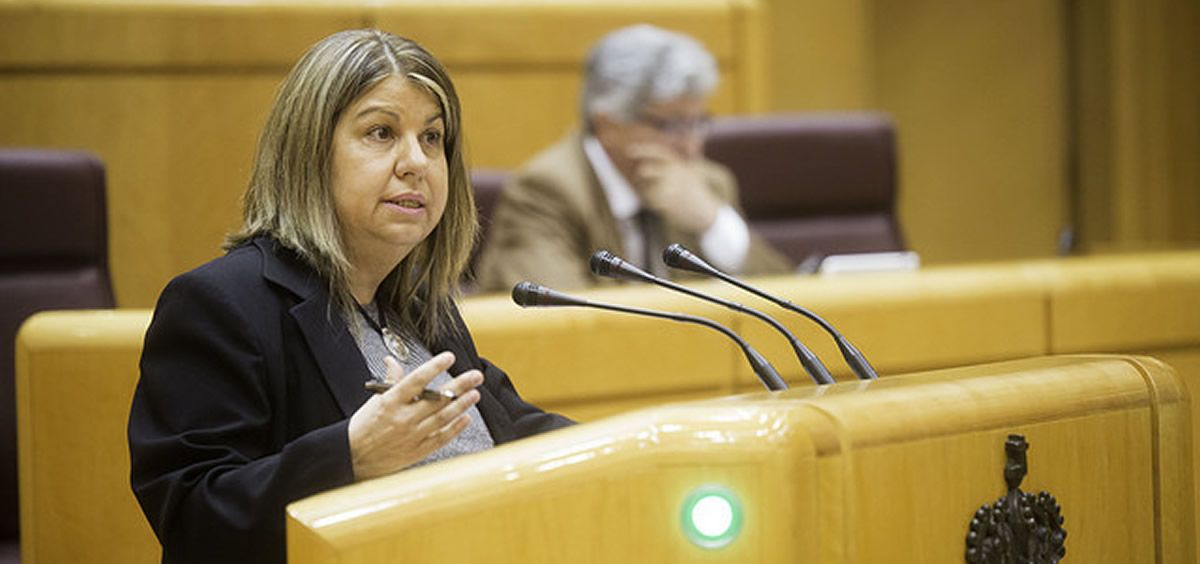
[330,75,449,268]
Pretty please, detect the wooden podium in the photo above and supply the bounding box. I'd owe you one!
[286,355,1193,562]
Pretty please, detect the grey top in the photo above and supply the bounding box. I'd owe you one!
[347,302,495,467]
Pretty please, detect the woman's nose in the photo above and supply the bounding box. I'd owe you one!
[393,134,430,179]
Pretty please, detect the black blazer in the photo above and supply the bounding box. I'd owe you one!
[128,237,572,564]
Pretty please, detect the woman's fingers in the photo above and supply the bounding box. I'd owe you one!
[418,408,477,452]
[382,352,456,405]
[441,369,483,397]
[420,413,473,450]
[349,354,487,479]
[414,386,481,438]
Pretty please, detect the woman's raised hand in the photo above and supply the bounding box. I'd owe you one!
[347,352,484,480]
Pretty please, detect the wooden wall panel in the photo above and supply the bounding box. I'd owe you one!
[0,73,284,307]
[759,0,873,110]
[758,1,1069,265]
[722,265,1046,386]
[870,1,1068,265]
[371,3,736,65]
[761,0,1198,263]
[1073,0,1200,253]
[3,1,1194,309]
[1041,251,1200,354]
[0,3,364,67]
[0,0,760,308]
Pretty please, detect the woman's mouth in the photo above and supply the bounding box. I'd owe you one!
[386,194,426,211]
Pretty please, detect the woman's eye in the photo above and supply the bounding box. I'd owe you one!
[422,130,443,145]
[367,126,393,141]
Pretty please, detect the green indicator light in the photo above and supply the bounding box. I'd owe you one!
[681,485,743,549]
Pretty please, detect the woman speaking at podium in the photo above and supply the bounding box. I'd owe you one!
[127,29,572,563]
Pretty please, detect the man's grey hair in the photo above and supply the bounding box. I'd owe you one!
[581,24,719,128]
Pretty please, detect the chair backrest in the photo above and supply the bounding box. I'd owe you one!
[703,113,904,266]
[0,149,115,543]
[464,169,508,288]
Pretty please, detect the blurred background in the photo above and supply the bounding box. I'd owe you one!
[1,0,1196,308]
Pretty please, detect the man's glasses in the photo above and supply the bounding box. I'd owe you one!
[636,113,712,136]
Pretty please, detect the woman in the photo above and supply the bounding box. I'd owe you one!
[127,29,572,564]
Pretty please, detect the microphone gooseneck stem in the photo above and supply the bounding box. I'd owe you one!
[708,267,879,381]
[512,281,788,392]
[641,273,833,386]
[590,250,833,386]
[584,301,789,391]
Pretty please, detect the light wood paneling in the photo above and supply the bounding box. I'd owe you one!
[0,0,763,308]
[829,357,1169,562]
[0,3,363,67]
[871,1,1068,265]
[371,2,737,65]
[15,252,1200,561]
[286,356,1192,562]
[758,1,1076,265]
[1073,0,1200,252]
[289,401,828,562]
[15,310,158,564]
[3,0,1195,309]
[0,1,359,306]
[1141,348,1200,546]
[1039,251,1200,354]
[537,388,727,424]
[1037,251,1200,546]
[758,0,872,110]
[714,264,1047,386]
[759,0,1200,261]
[0,73,283,307]
[462,288,741,405]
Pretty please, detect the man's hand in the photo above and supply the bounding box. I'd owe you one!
[627,143,722,235]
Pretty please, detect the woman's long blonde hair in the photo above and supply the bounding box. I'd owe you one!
[228,29,476,341]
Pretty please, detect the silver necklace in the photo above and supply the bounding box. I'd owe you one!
[356,301,410,362]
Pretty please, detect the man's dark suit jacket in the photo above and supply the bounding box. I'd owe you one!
[128,236,571,564]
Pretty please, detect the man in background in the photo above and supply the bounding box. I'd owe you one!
[476,24,790,292]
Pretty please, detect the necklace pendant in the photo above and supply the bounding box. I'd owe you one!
[381,327,409,361]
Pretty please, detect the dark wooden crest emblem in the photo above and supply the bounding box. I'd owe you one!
[965,434,1067,563]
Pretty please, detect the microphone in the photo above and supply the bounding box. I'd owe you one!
[512,281,788,391]
[590,250,834,386]
[663,244,879,380]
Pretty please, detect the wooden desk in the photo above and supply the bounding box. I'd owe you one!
[287,356,1193,562]
[14,251,1199,562]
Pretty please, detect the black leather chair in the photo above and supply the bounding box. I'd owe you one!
[703,113,905,266]
[0,149,116,562]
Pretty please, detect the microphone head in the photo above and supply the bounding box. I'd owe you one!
[512,281,588,308]
[511,281,542,307]
[589,250,653,282]
[662,244,717,275]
